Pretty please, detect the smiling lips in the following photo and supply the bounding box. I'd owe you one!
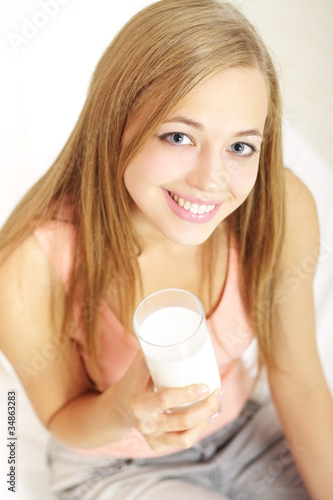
[164,189,223,223]
[169,191,216,215]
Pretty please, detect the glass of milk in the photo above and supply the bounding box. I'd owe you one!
[133,288,221,408]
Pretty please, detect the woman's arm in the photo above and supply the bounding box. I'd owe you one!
[0,235,222,452]
[268,169,333,500]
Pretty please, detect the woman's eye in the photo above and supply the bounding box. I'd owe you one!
[228,142,255,157]
[162,133,193,146]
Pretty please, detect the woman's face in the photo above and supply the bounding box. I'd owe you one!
[124,67,268,247]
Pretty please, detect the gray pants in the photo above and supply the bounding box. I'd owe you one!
[47,399,311,499]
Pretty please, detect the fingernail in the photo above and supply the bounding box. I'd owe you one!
[208,403,223,423]
[197,385,210,395]
[218,389,225,402]
[208,411,219,423]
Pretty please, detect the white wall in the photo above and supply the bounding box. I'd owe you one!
[0,0,151,226]
[237,0,333,168]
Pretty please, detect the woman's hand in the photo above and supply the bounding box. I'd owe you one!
[111,351,224,454]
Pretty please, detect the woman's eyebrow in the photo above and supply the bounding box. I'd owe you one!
[163,116,205,131]
[233,129,263,139]
[163,116,263,139]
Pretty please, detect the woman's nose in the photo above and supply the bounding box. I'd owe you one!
[185,150,228,194]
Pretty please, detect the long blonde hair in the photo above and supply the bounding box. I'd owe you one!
[0,0,285,375]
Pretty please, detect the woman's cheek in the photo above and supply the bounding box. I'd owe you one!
[228,162,259,199]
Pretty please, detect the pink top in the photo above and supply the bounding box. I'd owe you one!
[33,220,255,458]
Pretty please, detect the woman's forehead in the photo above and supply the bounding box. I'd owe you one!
[125,67,268,143]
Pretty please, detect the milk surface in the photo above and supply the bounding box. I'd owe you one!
[139,306,201,346]
[139,306,221,393]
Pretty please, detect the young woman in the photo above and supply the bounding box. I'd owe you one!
[0,0,332,498]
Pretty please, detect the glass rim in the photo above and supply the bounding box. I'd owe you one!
[133,288,205,348]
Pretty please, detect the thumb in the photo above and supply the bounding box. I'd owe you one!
[129,349,152,388]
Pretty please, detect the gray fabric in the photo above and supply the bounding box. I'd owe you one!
[47,399,311,499]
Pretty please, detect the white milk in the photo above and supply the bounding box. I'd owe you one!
[139,306,221,394]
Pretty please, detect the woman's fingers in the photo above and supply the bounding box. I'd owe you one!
[146,394,224,453]
[156,388,224,432]
[153,383,211,412]
[113,351,224,454]
[130,382,207,421]
[145,422,210,454]
[132,387,224,436]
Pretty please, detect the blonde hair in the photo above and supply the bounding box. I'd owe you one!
[0,0,285,376]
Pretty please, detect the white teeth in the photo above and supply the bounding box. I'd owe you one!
[169,192,216,214]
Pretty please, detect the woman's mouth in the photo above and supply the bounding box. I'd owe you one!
[168,192,216,215]
[163,189,223,224]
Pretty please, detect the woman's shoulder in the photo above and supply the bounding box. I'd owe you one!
[0,233,64,309]
[0,234,92,428]
[280,168,320,273]
[0,233,65,369]
[0,218,76,327]
[33,219,77,287]
[284,168,317,210]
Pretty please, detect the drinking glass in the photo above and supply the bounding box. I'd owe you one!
[133,288,221,406]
